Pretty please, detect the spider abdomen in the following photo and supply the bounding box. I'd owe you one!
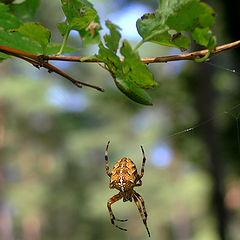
[110,157,138,192]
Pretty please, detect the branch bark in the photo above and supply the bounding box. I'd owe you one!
[1,40,240,92]
[0,46,104,92]
[42,40,240,64]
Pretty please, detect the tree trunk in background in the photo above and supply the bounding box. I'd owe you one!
[194,63,228,240]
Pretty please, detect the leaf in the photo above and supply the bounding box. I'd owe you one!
[166,1,215,32]
[66,8,97,31]
[136,12,190,51]
[56,21,68,36]
[9,22,51,53]
[46,43,77,55]
[104,20,121,53]
[0,3,76,56]
[57,0,101,51]
[0,3,37,55]
[137,0,216,51]
[96,41,122,76]
[96,22,157,105]
[60,0,100,35]
[120,40,157,89]
[78,17,101,47]
[10,0,40,21]
[192,27,216,50]
[114,78,153,105]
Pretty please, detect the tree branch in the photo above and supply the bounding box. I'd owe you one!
[1,40,239,93]
[43,40,240,64]
[0,46,104,92]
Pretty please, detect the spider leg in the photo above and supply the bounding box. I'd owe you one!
[138,145,146,180]
[107,193,128,231]
[134,190,147,218]
[105,141,111,177]
[135,179,142,187]
[133,193,150,237]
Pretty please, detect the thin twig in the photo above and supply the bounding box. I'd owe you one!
[0,45,104,92]
[42,40,240,64]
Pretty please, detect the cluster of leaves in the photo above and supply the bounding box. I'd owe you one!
[0,0,74,58]
[96,21,157,105]
[137,0,216,52]
[0,0,216,105]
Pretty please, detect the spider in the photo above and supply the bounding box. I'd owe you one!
[105,141,150,237]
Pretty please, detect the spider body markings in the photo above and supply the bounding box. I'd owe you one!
[105,141,150,237]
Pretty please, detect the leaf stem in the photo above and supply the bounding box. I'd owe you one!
[194,50,210,63]
[133,40,144,52]
[56,26,71,56]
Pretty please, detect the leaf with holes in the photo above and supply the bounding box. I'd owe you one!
[136,0,216,51]
[58,0,101,48]
[78,17,101,46]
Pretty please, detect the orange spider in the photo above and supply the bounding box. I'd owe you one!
[105,141,150,237]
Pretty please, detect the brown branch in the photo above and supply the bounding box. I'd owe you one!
[0,45,104,92]
[43,40,240,64]
[1,40,239,92]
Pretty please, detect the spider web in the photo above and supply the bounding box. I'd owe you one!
[161,54,240,154]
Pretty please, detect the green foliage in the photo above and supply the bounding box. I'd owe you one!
[61,1,97,31]
[103,20,121,54]
[9,22,51,54]
[0,0,218,103]
[57,0,101,50]
[9,0,40,21]
[136,0,216,51]
[120,40,157,89]
[114,78,153,105]
[0,3,76,58]
[96,21,158,105]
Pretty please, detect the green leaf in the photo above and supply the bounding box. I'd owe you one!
[46,43,77,55]
[0,3,38,55]
[120,40,157,89]
[96,22,157,105]
[10,0,40,21]
[104,20,121,53]
[78,16,101,47]
[136,12,168,43]
[67,8,97,31]
[9,22,51,53]
[60,0,100,31]
[114,78,153,105]
[56,21,68,36]
[166,1,215,32]
[192,27,216,50]
[137,0,216,51]
[136,12,190,51]
[96,41,122,75]
[0,4,76,56]
[57,0,101,53]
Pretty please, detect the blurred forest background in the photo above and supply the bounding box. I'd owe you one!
[0,0,240,240]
